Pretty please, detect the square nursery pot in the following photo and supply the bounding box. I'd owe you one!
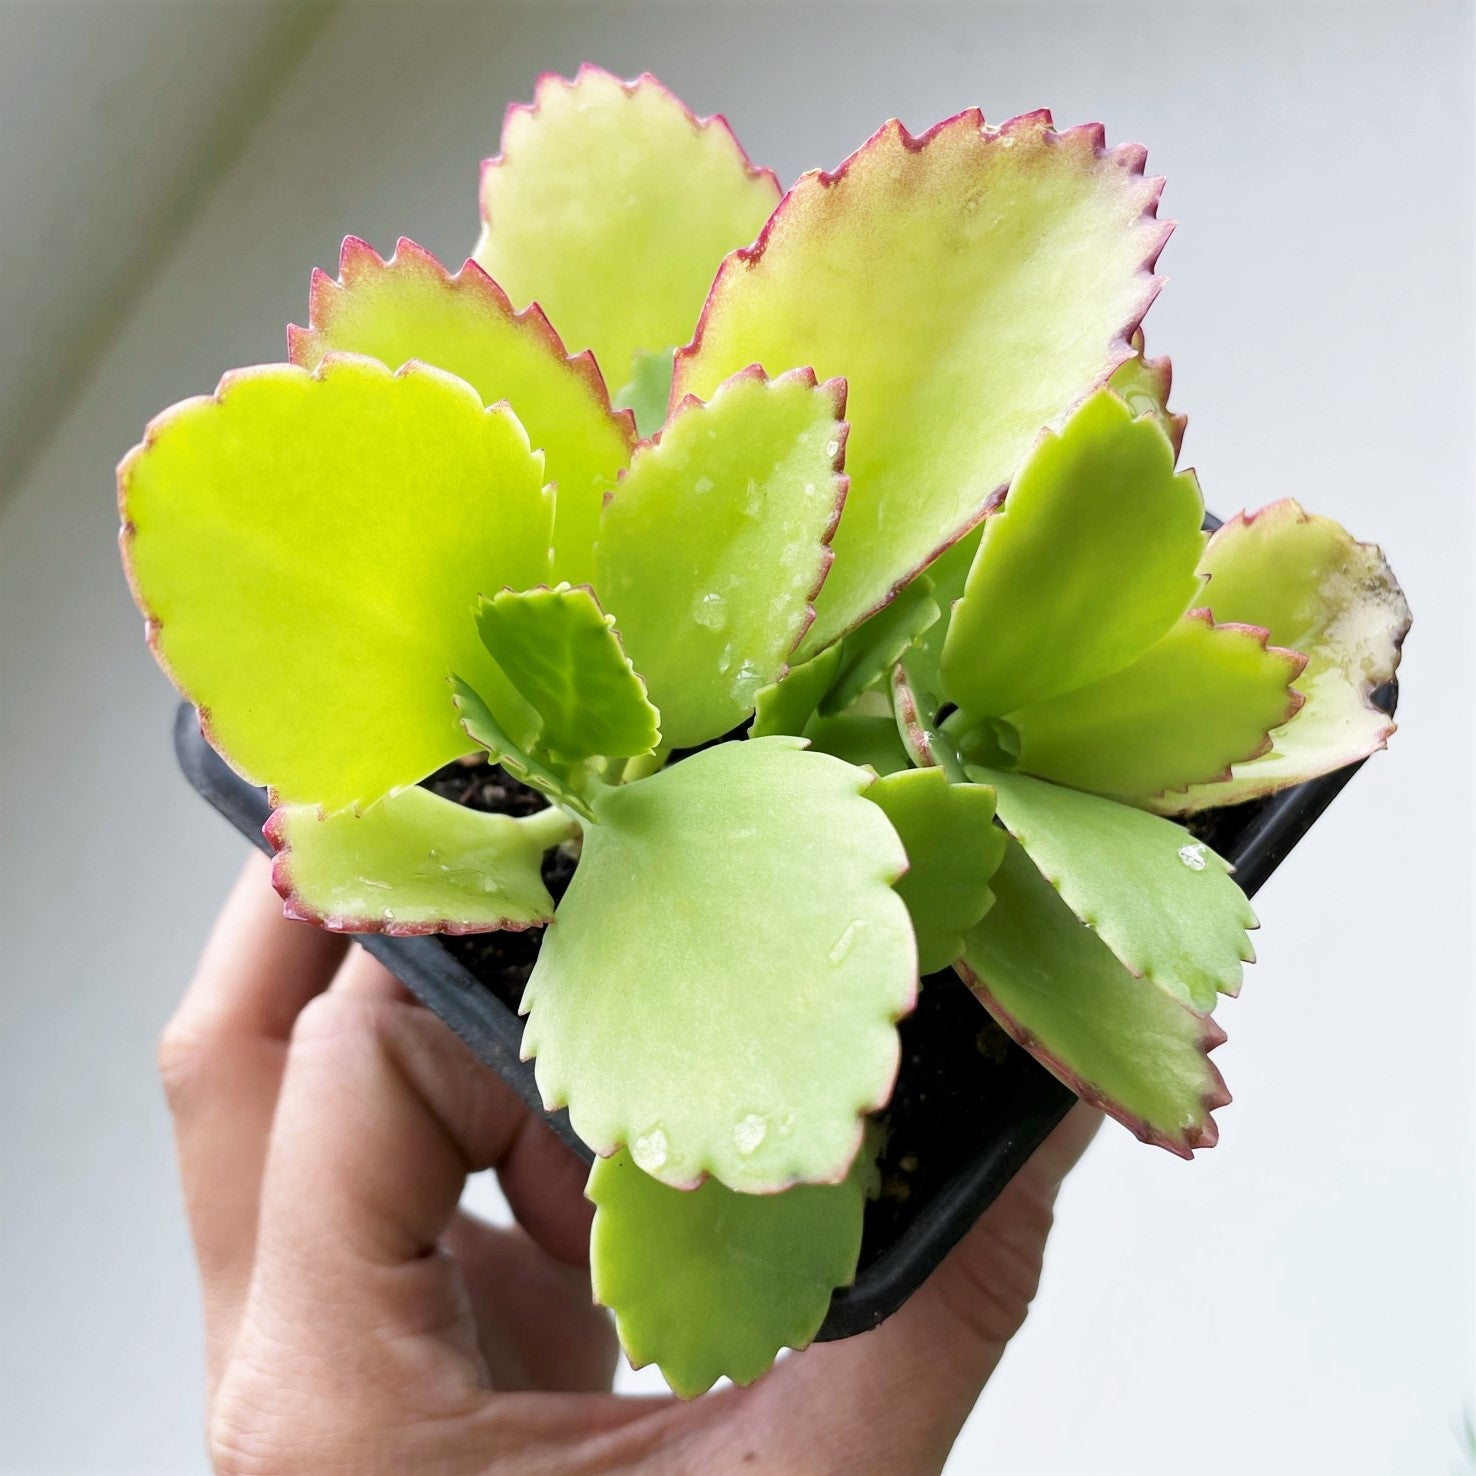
[173,670,1395,1342]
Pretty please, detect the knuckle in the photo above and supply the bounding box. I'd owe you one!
[288,988,386,1051]
[156,1018,212,1111]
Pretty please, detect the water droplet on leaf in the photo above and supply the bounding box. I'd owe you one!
[733,1114,768,1156]
[632,1128,669,1173]
[692,591,728,630]
[1177,843,1208,872]
[828,920,866,964]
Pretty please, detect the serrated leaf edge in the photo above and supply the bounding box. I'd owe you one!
[674,107,1175,640]
[953,952,1232,1159]
[288,233,638,445]
[605,363,851,672]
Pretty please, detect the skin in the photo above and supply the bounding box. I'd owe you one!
[162,853,1100,1476]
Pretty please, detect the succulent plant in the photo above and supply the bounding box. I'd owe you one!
[118,66,1409,1396]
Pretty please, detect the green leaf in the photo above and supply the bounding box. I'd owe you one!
[474,66,780,396]
[1153,500,1410,814]
[751,644,845,739]
[976,767,1254,1012]
[588,1143,869,1397]
[1010,609,1308,800]
[801,712,911,777]
[522,736,915,1192]
[867,768,1004,973]
[450,676,596,823]
[940,389,1206,719]
[675,111,1171,652]
[595,368,848,748]
[822,576,941,716]
[475,585,660,761]
[287,236,634,584]
[613,347,677,440]
[119,357,552,811]
[752,578,940,741]
[265,786,573,935]
[957,839,1230,1157]
[1107,328,1185,457]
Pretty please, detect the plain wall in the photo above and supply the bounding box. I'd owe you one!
[2,3,1472,1472]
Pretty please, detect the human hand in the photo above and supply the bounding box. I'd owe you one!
[161,854,1099,1475]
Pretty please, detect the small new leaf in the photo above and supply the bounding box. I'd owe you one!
[821,576,941,716]
[868,768,1004,973]
[476,585,660,761]
[450,676,596,823]
[589,1144,869,1397]
[751,645,844,739]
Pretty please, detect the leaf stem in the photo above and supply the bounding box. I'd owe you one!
[516,804,582,850]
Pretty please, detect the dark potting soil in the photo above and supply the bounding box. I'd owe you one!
[420,755,1053,1274]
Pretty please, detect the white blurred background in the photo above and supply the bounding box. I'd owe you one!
[2,2,1472,1472]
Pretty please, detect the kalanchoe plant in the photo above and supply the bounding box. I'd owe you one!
[118,66,1410,1396]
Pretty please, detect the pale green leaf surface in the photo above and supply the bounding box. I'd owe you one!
[1153,500,1410,814]
[522,737,915,1191]
[451,676,595,822]
[613,347,676,440]
[958,840,1229,1157]
[119,357,552,811]
[1011,611,1307,800]
[940,390,1205,718]
[287,237,633,584]
[588,1144,868,1397]
[976,767,1254,1011]
[823,576,941,716]
[595,369,847,748]
[475,66,779,396]
[265,786,572,934]
[868,768,1004,974]
[676,111,1170,651]
[751,645,844,739]
[476,585,660,761]
[801,712,911,777]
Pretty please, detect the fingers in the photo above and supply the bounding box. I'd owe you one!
[332,947,596,1265]
[706,1104,1101,1474]
[160,853,347,1384]
[443,1210,619,1392]
[242,988,574,1406]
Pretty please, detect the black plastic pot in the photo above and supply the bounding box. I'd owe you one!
[174,675,1394,1341]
